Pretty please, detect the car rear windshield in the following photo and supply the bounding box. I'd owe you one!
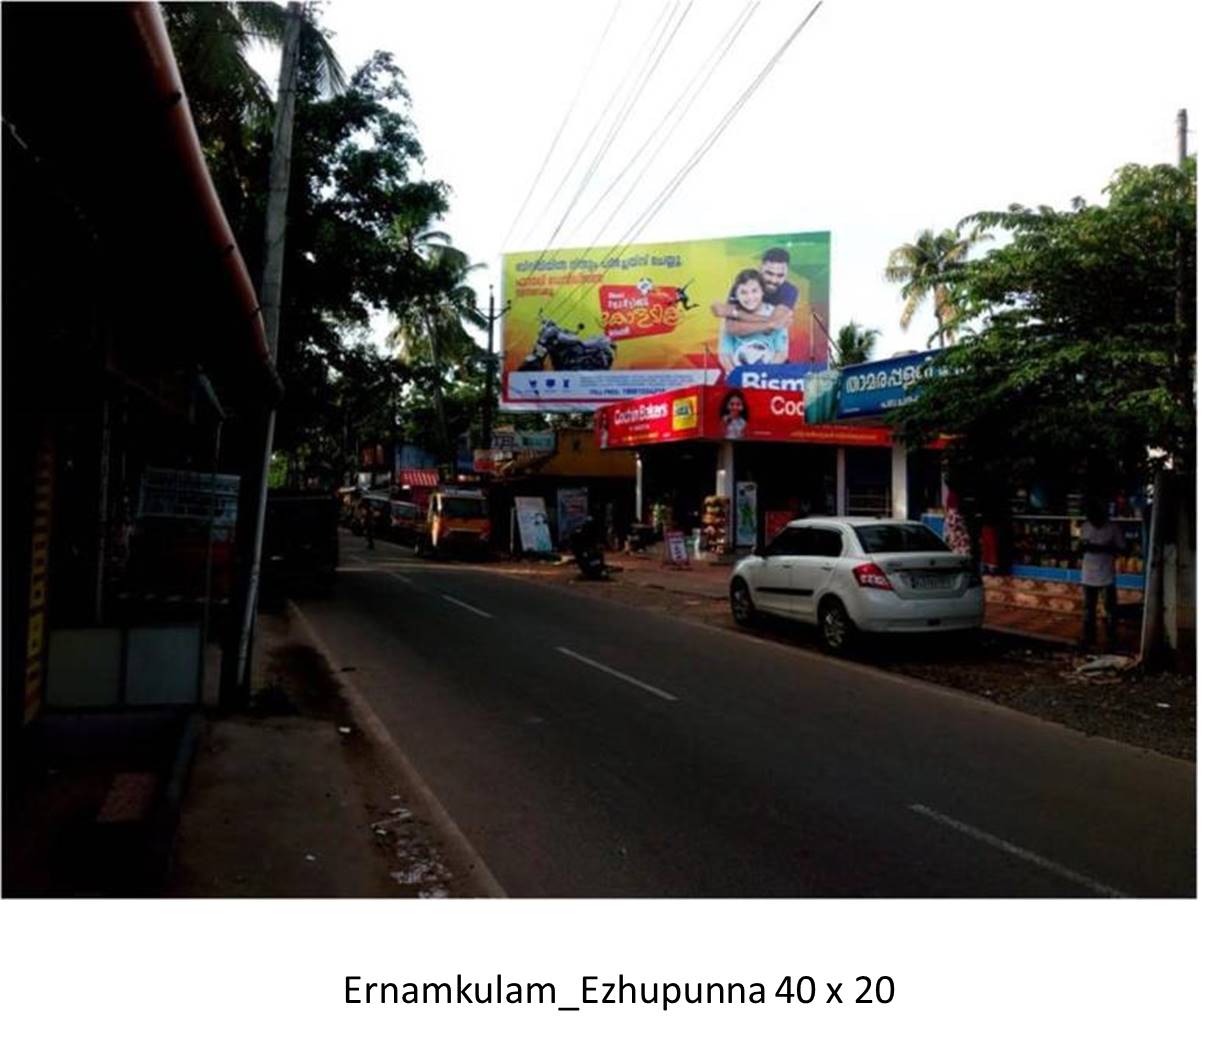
[853,523,950,554]
[441,497,487,518]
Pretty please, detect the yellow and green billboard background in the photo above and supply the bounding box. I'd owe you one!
[501,230,829,411]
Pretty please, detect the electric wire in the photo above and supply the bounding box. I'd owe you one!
[551,2,694,251]
[522,2,688,279]
[566,1,757,244]
[548,1,824,323]
[550,1,758,322]
[498,0,623,254]
[518,0,677,254]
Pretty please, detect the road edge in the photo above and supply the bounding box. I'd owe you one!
[286,598,508,898]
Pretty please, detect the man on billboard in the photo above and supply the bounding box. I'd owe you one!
[712,246,799,335]
[714,269,789,371]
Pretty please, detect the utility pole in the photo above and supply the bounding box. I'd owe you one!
[1139,108,1190,670]
[224,2,303,707]
[477,288,511,450]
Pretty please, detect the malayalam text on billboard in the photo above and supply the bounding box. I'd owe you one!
[501,231,830,410]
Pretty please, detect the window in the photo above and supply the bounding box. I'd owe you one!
[767,528,801,555]
[440,496,487,519]
[769,527,843,557]
[853,523,948,554]
[808,528,843,557]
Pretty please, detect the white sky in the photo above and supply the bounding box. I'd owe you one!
[251,0,1205,358]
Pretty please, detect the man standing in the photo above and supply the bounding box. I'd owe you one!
[712,246,799,337]
[1079,499,1125,650]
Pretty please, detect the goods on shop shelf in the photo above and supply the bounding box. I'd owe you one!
[700,495,731,556]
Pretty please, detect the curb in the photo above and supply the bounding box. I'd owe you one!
[156,709,204,891]
[286,599,507,898]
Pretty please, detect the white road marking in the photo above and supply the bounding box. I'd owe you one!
[908,803,1127,897]
[555,647,678,703]
[392,573,415,585]
[442,593,493,619]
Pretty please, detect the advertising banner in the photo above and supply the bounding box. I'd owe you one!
[596,387,704,449]
[735,482,758,548]
[706,386,893,446]
[514,497,553,553]
[596,385,894,449]
[555,487,590,545]
[138,468,240,528]
[502,231,830,410]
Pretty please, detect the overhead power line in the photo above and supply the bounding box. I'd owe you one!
[566,1,757,244]
[518,0,677,254]
[522,1,691,280]
[550,1,825,322]
[498,0,623,254]
[550,1,758,322]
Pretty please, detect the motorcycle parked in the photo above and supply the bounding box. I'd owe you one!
[519,318,616,372]
[569,519,608,580]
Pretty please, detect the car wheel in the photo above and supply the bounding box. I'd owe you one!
[819,599,855,653]
[730,578,756,626]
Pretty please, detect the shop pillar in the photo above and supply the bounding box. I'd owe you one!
[634,452,643,522]
[891,441,909,519]
[716,440,735,497]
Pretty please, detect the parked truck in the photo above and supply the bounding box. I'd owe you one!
[391,485,491,557]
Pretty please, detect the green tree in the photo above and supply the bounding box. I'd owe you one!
[388,226,488,462]
[164,2,343,234]
[884,226,989,349]
[834,321,880,367]
[893,160,1196,507]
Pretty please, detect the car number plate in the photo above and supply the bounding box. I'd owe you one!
[909,573,954,589]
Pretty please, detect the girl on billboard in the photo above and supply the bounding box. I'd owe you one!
[714,268,790,372]
[720,390,750,440]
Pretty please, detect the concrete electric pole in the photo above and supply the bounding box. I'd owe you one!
[478,289,511,450]
[225,2,304,706]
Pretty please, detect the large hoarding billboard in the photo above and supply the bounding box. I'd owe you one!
[501,231,830,410]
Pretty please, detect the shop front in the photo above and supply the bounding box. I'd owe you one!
[594,379,922,554]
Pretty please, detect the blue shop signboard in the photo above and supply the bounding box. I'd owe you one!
[831,354,931,419]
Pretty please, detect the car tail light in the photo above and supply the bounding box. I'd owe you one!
[853,562,893,591]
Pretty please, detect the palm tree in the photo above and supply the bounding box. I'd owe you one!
[388,224,487,462]
[164,3,343,124]
[883,227,988,349]
[165,3,345,234]
[834,321,880,367]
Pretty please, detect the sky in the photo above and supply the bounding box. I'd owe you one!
[250,0,1205,360]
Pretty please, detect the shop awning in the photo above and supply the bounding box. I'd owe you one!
[399,469,440,488]
[1,3,280,407]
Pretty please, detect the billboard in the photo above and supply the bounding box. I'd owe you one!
[501,231,830,410]
[595,385,893,449]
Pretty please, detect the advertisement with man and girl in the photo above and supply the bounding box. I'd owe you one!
[501,231,830,410]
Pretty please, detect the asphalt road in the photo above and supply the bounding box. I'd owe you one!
[293,533,1195,897]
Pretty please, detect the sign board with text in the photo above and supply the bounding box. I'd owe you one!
[502,231,830,410]
[595,385,893,449]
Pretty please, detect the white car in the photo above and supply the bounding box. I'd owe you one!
[729,518,984,652]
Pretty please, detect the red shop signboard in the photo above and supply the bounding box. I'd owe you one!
[595,385,893,449]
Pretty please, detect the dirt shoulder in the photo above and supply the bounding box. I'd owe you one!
[480,557,1195,762]
[169,610,487,897]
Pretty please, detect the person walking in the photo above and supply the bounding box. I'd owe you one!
[362,499,376,551]
[1079,499,1125,651]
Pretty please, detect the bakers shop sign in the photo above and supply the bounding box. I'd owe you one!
[596,385,891,448]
